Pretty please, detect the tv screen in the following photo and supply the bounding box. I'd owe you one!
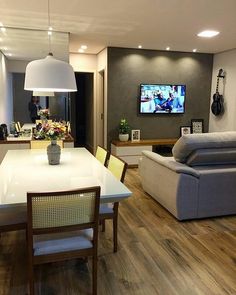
[140,84,186,114]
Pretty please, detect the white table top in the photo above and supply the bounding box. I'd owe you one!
[0,148,132,206]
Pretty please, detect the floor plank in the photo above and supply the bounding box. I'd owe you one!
[0,168,236,295]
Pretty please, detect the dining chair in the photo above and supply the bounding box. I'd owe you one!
[99,154,128,252]
[17,121,22,131]
[30,140,63,149]
[95,146,109,166]
[27,186,101,295]
[0,205,27,239]
[15,122,20,133]
[67,121,71,133]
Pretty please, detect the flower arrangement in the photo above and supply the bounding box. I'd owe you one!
[38,109,50,118]
[119,118,130,134]
[37,122,66,141]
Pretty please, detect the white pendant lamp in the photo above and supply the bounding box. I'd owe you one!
[33,91,55,97]
[25,53,77,92]
[24,0,77,93]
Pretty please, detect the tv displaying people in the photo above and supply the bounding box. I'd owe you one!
[140,84,186,113]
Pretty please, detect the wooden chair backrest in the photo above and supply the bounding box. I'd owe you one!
[15,122,20,132]
[17,121,21,130]
[27,187,101,235]
[107,154,128,183]
[95,146,109,166]
[67,121,71,133]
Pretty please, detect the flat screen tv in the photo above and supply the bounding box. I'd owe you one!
[139,84,186,114]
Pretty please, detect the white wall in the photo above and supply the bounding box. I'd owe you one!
[70,53,97,72]
[97,48,108,147]
[97,48,107,72]
[0,52,13,126]
[8,59,29,73]
[209,49,236,132]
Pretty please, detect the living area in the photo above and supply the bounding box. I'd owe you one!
[0,1,236,294]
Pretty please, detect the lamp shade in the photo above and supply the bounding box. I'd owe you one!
[24,55,77,92]
[33,91,55,96]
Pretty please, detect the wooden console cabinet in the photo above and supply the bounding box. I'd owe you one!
[111,138,178,166]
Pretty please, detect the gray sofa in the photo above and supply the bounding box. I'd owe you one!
[139,132,236,220]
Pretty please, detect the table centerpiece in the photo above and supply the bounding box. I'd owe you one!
[38,122,66,165]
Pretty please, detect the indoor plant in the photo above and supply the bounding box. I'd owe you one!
[119,118,130,141]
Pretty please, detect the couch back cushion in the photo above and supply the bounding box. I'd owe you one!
[186,148,236,166]
[172,132,236,164]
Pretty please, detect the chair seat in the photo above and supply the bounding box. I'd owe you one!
[33,229,93,256]
[99,204,114,215]
[0,205,27,231]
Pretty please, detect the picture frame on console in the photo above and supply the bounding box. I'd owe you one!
[131,130,140,142]
[191,119,204,134]
[180,126,191,137]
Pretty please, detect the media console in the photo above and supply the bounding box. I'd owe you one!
[111,138,178,166]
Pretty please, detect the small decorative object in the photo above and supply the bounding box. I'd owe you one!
[38,109,50,122]
[131,129,141,142]
[119,118,130,142]
[180,126,191,137]
[37,122,66,165]
[191,119,204,134]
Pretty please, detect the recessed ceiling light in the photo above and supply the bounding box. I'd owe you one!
[81,45,87,50]
[138,45,142,49]
[166,47,170,51]
[48,31,52,35]
[193,49,197,52]
[0,27,6,32]
[78,49,84,53]
[7,53,12,56]
[48,26,53,31]
[197,30,219,38]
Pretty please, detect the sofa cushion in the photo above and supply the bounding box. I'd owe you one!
[141,151,200,178]
[172,132,236,163]
[186,148,236,166]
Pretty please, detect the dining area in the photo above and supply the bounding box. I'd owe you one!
[0,146,131,294]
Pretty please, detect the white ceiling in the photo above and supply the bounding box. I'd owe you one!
[0,28,69,61]
[0,0,236,59]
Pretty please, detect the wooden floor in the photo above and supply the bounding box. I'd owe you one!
[1,168,236,295]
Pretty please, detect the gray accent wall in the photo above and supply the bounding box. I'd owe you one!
[107,47,213,145]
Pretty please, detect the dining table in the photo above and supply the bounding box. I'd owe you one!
[0,148,132,207]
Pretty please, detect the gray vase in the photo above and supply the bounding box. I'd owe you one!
[47,140,61,165]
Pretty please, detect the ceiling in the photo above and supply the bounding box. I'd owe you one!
[0,0,236,60]
[0,28,69,61]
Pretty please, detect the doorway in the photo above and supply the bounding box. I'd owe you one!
[70,72,94,151]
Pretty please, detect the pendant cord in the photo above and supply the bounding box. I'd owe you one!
[48,0,52,54]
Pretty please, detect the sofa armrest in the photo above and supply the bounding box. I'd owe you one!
[141,151,200,178]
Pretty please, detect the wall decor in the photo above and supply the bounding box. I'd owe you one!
[131,129,140,142]
[180,126,191,136]
[191,119,204,133]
